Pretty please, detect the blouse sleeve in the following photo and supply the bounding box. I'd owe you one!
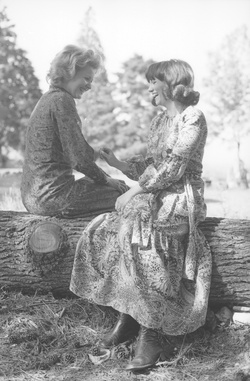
[52,93,108,184]
[138,109,207,192]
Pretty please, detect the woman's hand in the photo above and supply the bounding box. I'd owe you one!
[100,147,119,168]
[106,177,129,194]
[115,183,144,213]
[100,147,129,172]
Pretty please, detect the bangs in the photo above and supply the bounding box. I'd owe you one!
[145,62,165,82]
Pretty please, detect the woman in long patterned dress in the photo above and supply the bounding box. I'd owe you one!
[70,59,212,371]
[21,45,127,218]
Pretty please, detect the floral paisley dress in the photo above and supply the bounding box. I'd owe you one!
[70,106,212,335]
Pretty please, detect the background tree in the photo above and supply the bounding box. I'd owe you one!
[113,54,157,159]
[203,25,250,188]
[0,7,42,166]
[76,7,119,153]
[76,8,157,163]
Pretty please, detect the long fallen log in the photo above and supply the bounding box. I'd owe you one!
[0,211,250,307]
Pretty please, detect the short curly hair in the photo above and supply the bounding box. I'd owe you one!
[145,59,200,106]
[47,45,101,86]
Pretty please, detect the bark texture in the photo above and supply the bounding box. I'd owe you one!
[0,211,250,307]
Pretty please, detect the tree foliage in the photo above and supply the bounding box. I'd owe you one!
[0,7,42,165]
[204,25,250,142]
[76,8,157,159]
[113,54,157,158]
[76,7,118,150]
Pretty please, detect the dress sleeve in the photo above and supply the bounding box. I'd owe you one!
[138,109,207,192]
[121,155,149,181]
[52,93,108,184]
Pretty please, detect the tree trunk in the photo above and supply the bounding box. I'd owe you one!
[226,142,249,189]
[0,211,250,307]
[237,141,249,189]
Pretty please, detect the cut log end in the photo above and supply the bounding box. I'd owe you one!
[29,222,63,253]
[28,221,67,275]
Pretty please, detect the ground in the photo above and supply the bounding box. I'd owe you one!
[0,292,250,381]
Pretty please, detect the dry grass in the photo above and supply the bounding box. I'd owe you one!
[0,171,25,212]
[0,291,250,381]
[0,187,26,211]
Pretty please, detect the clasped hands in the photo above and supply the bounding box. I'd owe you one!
[99,147,129,204]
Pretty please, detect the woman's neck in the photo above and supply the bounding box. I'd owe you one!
[166,101,186,117]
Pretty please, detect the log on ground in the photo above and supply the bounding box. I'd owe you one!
[0,211,250,307]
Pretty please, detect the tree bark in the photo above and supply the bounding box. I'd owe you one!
[0,211,250,307]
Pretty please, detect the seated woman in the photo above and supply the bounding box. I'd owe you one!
[70,59,212,371]
[21,45,127,218]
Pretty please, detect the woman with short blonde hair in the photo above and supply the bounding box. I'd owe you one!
[21,45,127,217]
[47,44,101,87]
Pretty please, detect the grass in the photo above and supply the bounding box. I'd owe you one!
[0,291,249,381]
[0,187,26,211]
[0,171,25,212]
[0,171,250,380]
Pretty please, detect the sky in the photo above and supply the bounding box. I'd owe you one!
[2,0,250,93]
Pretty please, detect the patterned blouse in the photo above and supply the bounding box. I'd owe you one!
[124,107,206,192]
[21,87,108,215]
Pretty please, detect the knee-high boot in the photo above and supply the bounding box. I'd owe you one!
[100,313,140,348]
[126,326,167,371]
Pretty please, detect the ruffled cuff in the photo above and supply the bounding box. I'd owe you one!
[122,155,148,181]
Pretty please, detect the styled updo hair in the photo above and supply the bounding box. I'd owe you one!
[47,45,101,86]
[145,59,200,106]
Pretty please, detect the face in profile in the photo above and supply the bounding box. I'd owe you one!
[148,78,169,107]
[63,65,96,99]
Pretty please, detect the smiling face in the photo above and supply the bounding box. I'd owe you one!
[148,78,170,108]
[62,65,96,99]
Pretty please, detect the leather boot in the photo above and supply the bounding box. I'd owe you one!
[100,313,140,348]
[126,326,167,371]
